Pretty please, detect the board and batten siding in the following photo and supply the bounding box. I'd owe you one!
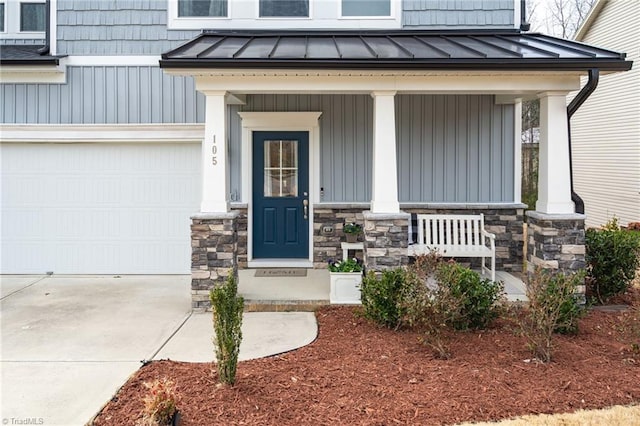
[571,0,640,228]
[402,0,514,29]
[239,94,373,203]
[0,66,205,124]
[238,94,515,204]
[396,95,514,203]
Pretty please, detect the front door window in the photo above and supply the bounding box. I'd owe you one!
[264,140,298,198]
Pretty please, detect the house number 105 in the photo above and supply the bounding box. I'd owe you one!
[211,135,218,166]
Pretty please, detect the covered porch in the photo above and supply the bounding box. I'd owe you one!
[238,268,528,311]
[159,30,631,309]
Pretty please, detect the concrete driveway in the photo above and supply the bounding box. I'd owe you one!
[1,274,192,425]
[0,274,317,426]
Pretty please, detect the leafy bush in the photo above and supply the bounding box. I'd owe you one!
[436,262,504,330]
[520,268,585,362]
[210,272,244,385]
[141,378,179,426]
[343,222,363,235]
[586,217,640,303]
[360,268,406,329]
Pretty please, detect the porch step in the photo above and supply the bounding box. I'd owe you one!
[244,299,330,312]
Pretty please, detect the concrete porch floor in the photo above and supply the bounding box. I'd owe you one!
[238,268,528,310]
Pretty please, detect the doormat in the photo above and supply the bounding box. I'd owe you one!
[255,269,307,277]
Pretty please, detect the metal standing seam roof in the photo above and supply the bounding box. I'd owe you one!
[160,30,632,71]
[0,45,64,65]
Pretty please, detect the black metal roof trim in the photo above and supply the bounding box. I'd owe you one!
[160,30,632,72]
[0,45,63,65]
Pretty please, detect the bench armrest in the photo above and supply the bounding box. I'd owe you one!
[482,229,496,250]
[482,229,496,240]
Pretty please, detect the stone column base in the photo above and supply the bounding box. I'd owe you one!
[526,211,586,300]
[191,212,239,311]
[363,211,410,272]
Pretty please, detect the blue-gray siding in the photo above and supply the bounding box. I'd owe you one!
[57,0,198,55]
[237,94,515,203]
[0,66,205,124]
[396,95,514,202]
[239,94,373,203]
[52,0,514,55]
[403,0,514,29]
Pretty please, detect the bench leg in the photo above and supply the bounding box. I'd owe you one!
[481,255,496,282]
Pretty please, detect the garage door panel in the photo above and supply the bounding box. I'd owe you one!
[1,143,200,274]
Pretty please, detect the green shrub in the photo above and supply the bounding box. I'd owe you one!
[520,268,585,362]
[586,218,640,303]
[210,272,244,385]
[436,262,504,330]
[360,268,406,329]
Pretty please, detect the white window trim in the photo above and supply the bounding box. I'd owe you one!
[2,0,46,39]
[167,0,401,30]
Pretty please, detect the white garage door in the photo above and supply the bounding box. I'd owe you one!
[1,143,200,274]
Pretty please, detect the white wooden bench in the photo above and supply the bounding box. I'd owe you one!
[407,213,496,281]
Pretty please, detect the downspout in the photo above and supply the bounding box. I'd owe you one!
[37,0,51,55]
[567,68,600,214]
[520,0,531,31]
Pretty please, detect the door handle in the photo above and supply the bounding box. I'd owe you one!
[303,199,308,220]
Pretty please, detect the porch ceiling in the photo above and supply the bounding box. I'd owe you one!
[160,30,632,72]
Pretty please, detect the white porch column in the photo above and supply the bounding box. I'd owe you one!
[201,91,229,212]
[536,92,574,214]
[370,91,400,213]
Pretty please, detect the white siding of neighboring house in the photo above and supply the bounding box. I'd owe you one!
[571,0,640,228]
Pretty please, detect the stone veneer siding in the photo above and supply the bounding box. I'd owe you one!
[526,212,586,272]
[313,205,366,268]
[403,206,525,273]
[190,212,239,311]
[226,204,524,272]
[526,211,587,301]
[231,206,248,269]
[363,211,411,271]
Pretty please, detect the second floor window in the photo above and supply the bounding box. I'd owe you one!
[0,3,5,32]
[178,0,227,17]
[20,2,45,31]
[259,0,309,18]
[342,0,390,17]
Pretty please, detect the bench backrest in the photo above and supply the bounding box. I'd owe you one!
[415,214,486,247]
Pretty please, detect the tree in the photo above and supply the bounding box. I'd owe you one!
[538,0,598,39]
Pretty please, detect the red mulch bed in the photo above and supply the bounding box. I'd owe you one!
[93,304,640,426]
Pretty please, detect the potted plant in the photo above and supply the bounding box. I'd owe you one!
[343,222,363,243]
[328,258,364,304]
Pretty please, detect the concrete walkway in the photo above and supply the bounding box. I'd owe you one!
[0,275,317,426]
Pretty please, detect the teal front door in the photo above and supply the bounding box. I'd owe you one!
[252,131,309,259]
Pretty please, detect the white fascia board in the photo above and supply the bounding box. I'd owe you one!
[0,124,205,143]
[64,56,161,66]
[0,64,66,83]
[184,71,582,94]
